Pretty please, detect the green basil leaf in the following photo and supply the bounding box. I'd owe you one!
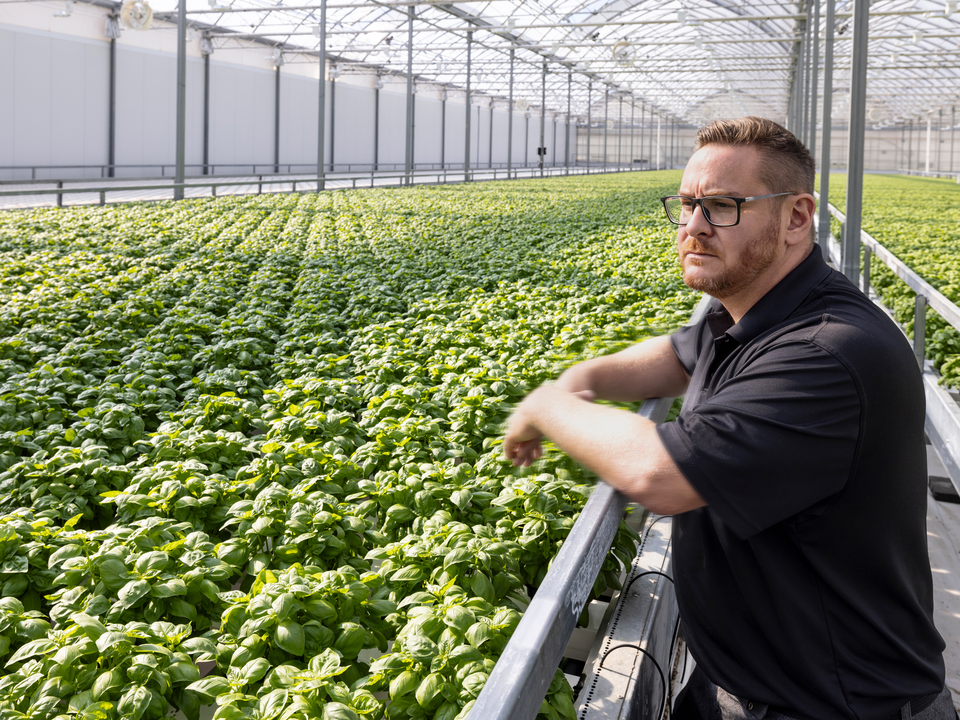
[322,703,360,720]
[274,620,305,656]
[240,657,270,684]
[465,622,493,649]
[186,675,231,703]
[415,672,441,707]
[256,688,289,720]
[117,579,151,610]
[389,670,418,700]
[117,685,151,720]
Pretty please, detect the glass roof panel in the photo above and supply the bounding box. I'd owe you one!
[142,0,960,127]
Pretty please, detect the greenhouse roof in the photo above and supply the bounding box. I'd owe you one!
[138,0,960,126]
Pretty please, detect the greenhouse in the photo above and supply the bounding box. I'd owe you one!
[1,0,960,718]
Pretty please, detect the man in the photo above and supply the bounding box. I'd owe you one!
[503,117,954,720]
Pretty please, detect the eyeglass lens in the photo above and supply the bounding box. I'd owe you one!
[665,197,739,227]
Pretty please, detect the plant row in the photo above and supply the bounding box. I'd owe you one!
[0,173,695,720]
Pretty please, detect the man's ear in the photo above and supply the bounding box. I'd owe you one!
[785,194,816,245]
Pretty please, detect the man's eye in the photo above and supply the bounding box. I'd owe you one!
[680,199,695,210]
[710,199,735,209]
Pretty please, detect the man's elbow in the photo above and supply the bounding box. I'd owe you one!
[610,464,706,516]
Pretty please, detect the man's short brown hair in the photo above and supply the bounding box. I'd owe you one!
[694,116,815,195]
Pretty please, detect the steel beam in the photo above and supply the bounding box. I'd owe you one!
[329,76,336,170]
[841,0,869,284]
[375,84,381,171]
[464,30,472,181]
[174,0,187,200]
[203,43,211,176]
[603,87,608,172]
[405,6,414,184]
[316,0,326,190]
[274,60,281,174]
[508,48,514,176]
[565,70,570,171]
[809,0,820,158]
[817,0,835,245]
[540,61,546,176]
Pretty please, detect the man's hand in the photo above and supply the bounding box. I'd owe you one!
[504,389,595,467]
[501,383,705,516]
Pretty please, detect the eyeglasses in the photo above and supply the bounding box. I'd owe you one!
[660,192,798,227]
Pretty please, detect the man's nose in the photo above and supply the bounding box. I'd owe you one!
[685,202,714,235]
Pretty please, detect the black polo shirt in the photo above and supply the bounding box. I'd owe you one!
[657,244,945,719]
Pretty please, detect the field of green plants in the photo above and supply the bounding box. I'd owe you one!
[824,174,960,387]
[0,172,696,720]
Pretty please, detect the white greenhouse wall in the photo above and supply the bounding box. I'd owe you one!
[0,25,110,179]
[0,9,576,181]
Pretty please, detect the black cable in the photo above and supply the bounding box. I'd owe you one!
[666,612,683,715]
[622,569,674,597]
[599,643,667,720]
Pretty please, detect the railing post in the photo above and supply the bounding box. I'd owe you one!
[862,246,871,297]
[56,181,63,208]
[99,190,105,206]
[915,294,927,368]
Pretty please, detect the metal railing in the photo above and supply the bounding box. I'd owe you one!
[0,163,650,209]
[894,169,960,182]
[471,295,712,720]
[0,160,615,184]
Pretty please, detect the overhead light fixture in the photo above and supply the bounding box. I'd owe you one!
[312,25,322,37]
[329,64,340,78]
[506,18,516,31]
[200,34,214,56]
[374,76,383,89]
[271,49,283,67]
[946,1,957,15]
[912,30,923,43]
[694,37,703,49]
[54,1,73,17]
[677,9,687,24]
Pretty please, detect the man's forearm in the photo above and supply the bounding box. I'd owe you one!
[555,335,690,402]
[504,385,705,515]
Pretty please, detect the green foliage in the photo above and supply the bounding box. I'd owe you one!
[0,172,691,719]
[821,174,960,387]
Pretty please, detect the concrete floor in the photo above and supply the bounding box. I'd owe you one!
[925,444,960,710]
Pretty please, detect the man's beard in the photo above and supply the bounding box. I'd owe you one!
[680,215,781,299]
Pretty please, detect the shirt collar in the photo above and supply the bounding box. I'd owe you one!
[717,243,832,346]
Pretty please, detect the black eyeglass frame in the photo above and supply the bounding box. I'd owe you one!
[660,192,798,227]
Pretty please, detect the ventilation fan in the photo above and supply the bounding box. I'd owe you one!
[612,40,635,65]
[516,98,529,111]
[120,0,153,30]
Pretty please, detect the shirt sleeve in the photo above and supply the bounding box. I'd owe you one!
[657,338,861,539]
[670,323,704,377]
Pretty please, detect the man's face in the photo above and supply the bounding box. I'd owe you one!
[676,144,784,299]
